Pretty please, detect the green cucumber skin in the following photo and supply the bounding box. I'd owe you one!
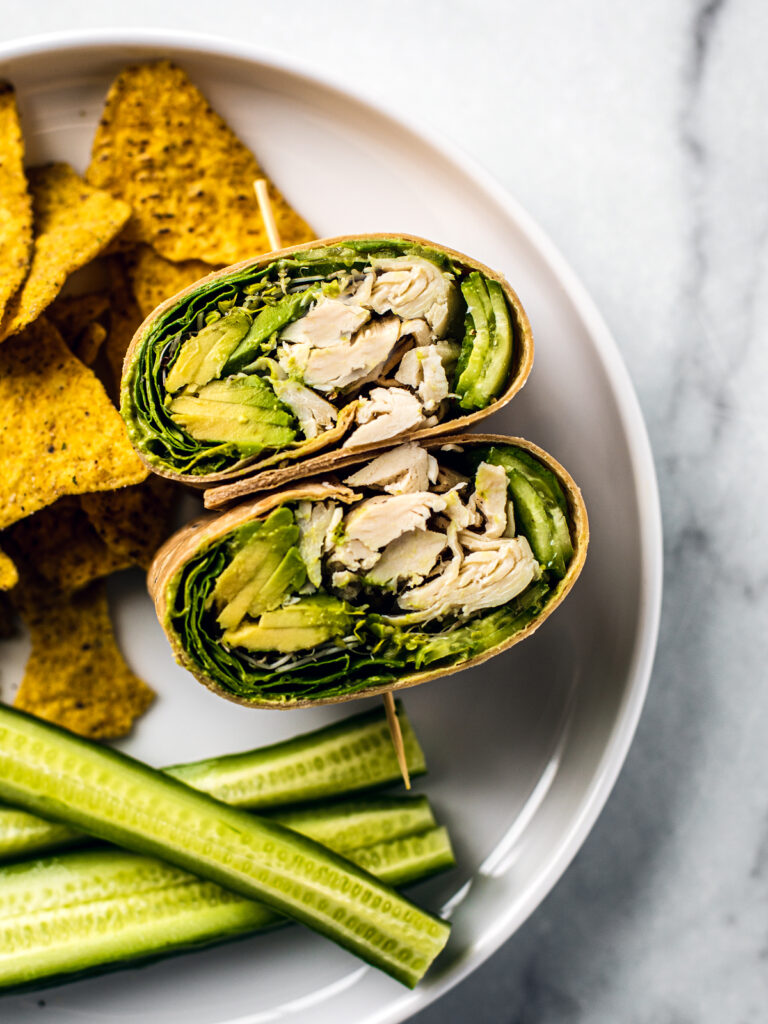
[456,274,492,409]
[480,280,513,402]
[0,703,427,864]
[0,826,454,994]
[0,793,437,873]
[265,795,435,851]
[483,447,574,578]
[168,701,427,808]
[0,705,449,988]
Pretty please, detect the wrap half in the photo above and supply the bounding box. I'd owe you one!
[149,435,587,707]
[121,236,533,486]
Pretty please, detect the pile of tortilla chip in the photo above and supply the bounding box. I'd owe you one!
[0,63,313,739]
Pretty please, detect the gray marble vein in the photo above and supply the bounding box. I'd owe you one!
[1,1,767,1021]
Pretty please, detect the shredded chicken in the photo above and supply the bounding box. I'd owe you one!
[262,257,461,449]
[439,486,482,530]
[276,342,311,378]
[272,379,338,440]
[395,345,450,412]
[343,491,447,551]
[341,272,375,306]
[280,296,370,347]
[366,529,447,587]
[296,501,342,586]
[396,535,539,620]
[367,257,457,335]
[344,442,439,495]
[304,316,401,392]
[399,318,432,347]
[308,442,547,630]
[331,569,357,589]
[330,537,380,574]
[470,462,509,538]
[343,387,425,448]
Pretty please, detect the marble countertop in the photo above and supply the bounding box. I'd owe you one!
[2,2,766,1020]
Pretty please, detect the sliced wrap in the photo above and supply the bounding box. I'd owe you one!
[149,435,587,707]
[121,235,533,486]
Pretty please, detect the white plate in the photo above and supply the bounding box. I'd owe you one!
[0,30,662,1024]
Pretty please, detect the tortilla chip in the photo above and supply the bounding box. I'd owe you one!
[13,579,154,740]
[105,252,135,315]
[48,288,109,339]
[47,291,110,366]
[0,163,131,342]
[0,317,148,531]
[105,307,140,396]
[8,500,132,593]
[126,244,216,318]
[74,321,107,365]
[80,475,177,570]
[0,84,33,324]
[0,546,18,591]
[86,62,314,264]
[98,256,144,395]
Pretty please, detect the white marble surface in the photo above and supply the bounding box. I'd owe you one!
[2,2,767,1021]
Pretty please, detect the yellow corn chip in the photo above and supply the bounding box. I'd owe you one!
[0,317,148,531]
[48,291,110,365]
[0,84,33,324]
[0,546,18,591]
[86,62,314,265]
[0,163,131,342]
[48,289,110,342]
[105,307,140,398]
[95,257,142,398]
[8,500,132,593]
[74,321,108,365]
[126,244,216,319]
[13,579,154,740]
[80,475,177,571]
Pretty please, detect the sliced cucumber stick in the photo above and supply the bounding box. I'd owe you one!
[0,806,80,862]
[0,825,454,992]
[0,703,427,863]
[0,705,449,987]
[168,700,427,808]
[485,446,574,578]
[266,794,436,851]
[481,280,513,401]
[456,274,514,410]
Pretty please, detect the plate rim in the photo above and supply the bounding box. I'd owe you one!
[0,27,664,1023]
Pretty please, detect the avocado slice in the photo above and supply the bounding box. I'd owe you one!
[168,394,296,450]
[455,273,493,410]
[222,595,354,653]
[224,286,321,374]
[195,375,287,410]
[213,511,300,631]
[247,547,307,620]
[165,309,252,393]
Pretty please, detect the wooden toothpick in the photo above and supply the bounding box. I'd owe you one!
[383,692,411,790]
[253,179,282,252]
[252,179,409,790]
